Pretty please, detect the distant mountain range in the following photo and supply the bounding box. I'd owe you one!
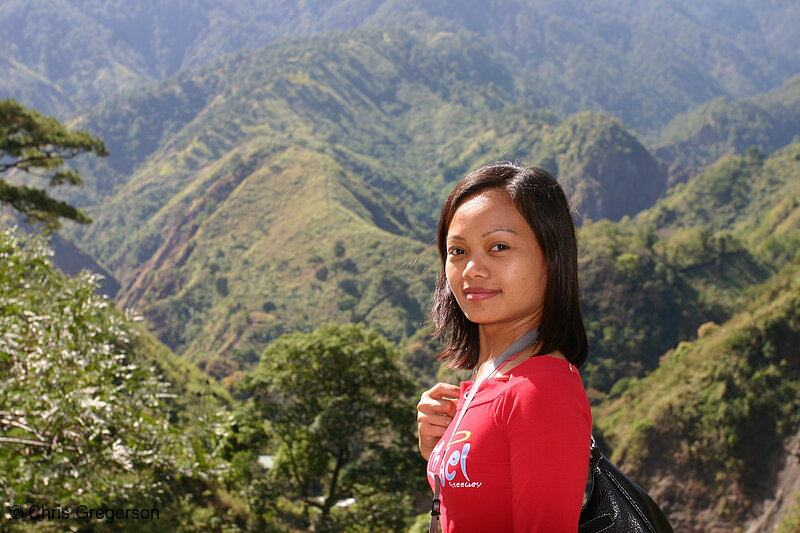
[2,2,799,530]
[3,0,799,134]
[45,27,678,371]
[656,74,800,168]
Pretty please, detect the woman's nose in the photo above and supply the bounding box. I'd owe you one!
[463,259,487,278]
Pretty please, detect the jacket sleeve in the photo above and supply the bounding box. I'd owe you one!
[498,369,592,532]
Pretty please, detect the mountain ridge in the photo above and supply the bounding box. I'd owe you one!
[3,0,798,136]
[655,74,800,168]
[50,28,683,369]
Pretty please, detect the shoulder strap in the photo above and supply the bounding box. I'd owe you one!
[452,327,537,435]
[429,327,538,533]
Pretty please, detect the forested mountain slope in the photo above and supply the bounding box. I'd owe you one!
[2,0,798,135]
[53,28,665,372]
[656,74,800,168]
[596,259,800,531]
[579,144,800,389]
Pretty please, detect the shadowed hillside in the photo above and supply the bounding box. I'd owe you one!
[579,144,800,390]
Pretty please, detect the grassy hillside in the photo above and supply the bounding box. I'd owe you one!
[114,140,437,373]
[46,28,670,377]
[594,259,800,530]
[642,144,800,266]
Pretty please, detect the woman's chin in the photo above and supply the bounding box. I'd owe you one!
[463,312,500,324]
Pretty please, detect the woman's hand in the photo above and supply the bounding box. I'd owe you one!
[417,382,460,460]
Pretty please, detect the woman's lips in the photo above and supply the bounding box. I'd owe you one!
[464,290,500,301]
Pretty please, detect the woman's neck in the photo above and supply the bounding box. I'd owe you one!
[475,320,539,369]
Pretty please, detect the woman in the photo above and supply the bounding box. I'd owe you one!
[417,164,591,532]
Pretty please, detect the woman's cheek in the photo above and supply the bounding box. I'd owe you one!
[445,264,459,286]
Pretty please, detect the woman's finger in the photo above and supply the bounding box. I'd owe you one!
[428,382,461,400]
[418,383,460,416]
[418,411,455,429]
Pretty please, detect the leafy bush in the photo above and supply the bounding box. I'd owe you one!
[0,227,238,531]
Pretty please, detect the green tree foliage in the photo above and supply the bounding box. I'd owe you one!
[0,227,238,531]
[233,323,422,532]
[0,99,107,230]
[0,228,173,507]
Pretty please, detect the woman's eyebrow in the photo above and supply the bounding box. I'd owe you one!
[447,227,519,241]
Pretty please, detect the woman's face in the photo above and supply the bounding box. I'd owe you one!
[445,189,547,328]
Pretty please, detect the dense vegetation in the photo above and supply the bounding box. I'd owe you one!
[0,227,428,531]
[594,259,800,528]
[0,227,241,531]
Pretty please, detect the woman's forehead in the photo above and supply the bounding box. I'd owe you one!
[449,190,524,232]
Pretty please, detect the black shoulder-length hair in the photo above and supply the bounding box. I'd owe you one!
[428,163,588,369]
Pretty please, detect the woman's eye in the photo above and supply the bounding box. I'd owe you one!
[448,244,507,255]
